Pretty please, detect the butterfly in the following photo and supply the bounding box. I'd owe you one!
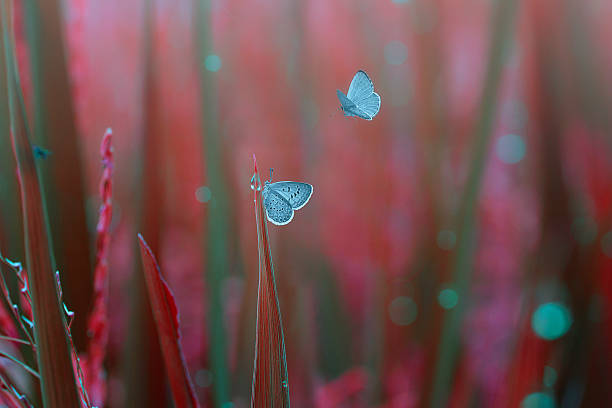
[262,169,313,226]
[336,70,381,120]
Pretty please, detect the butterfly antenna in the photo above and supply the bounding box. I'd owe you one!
[269,168,273,181]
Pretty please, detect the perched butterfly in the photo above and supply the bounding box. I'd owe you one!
[336,70,381,120]
[262,169,313,226]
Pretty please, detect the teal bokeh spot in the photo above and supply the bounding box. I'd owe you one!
[388,296,418,326]
[496,134,526,164]
[204,54,222,72]
[392,0,411,3]
[438,289,458,310]
[437,229,456,250]
[195,186,212,203]
[521,392,555,408]
[531,302,572,340]
[384,41,408,65]
[543,366,557,388]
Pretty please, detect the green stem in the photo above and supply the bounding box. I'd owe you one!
[428,0,518,406]
[194,0,231,405]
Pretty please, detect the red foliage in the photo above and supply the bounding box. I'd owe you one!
[137,234,199,408]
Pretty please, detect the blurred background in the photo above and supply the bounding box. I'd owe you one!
[1,0,612,406]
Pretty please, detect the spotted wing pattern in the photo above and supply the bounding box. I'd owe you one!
[268,182,313,210]
[263,184,294,225]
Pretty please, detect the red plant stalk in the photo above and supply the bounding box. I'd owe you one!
[83,128,113,407]
[1,1,81,405]
[250,155,290,408]
[137,234,199,408]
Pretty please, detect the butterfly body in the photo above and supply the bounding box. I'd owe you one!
[262,180,313,225]
[337,70,381,120]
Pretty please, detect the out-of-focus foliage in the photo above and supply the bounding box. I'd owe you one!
[1,0,612,406]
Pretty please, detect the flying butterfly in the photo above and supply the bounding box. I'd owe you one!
[262,169,313,226]
[336,70,381,120]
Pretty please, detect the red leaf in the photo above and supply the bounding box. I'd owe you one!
[250,155,290,407]
[137,234,199,408]
[1,2,81,406]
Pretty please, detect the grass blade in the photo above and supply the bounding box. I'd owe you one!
[137,234,200,408]
[427,0,519,406]
[193,0,232,404]
[122,1,167,405]
[250,156,290,408]
[1,1,81,406]
[21,0,93,349]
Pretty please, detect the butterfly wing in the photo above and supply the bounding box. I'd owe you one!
[345,71,381,120]
[269,182,313,210]
[346,70,374,102]
[336,89,357,115]
[263,185,295,225]
[355,92,381,119]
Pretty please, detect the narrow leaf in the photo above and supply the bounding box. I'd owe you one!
[250,156,290,407]
[428,0,519,406]
[194,0,232,404]
[0,1,81,406]
[137,234,200,408]
[83,128,113,407]
[22,0,93,349]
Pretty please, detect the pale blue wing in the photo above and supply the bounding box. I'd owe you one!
[336,89,356,112]
[269,182,313,210]
[263,185,294,225]
[346,107,373,120]
[355,92,381,119]
[346,70,374,103]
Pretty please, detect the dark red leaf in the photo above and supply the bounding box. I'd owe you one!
[137,234,199,408]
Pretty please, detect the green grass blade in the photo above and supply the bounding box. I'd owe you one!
[428,0,519,406]
[194,0,231,405]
